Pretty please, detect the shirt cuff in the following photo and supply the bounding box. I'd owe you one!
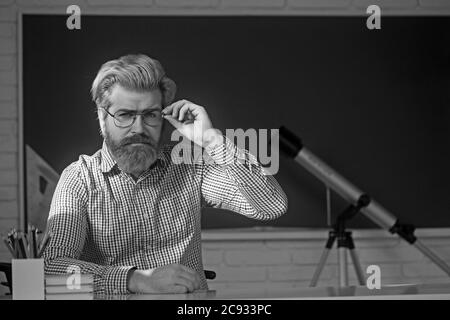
[206,136,247,166]
[102,265,136,295]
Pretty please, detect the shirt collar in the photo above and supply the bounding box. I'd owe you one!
[99,140,166,174]
[100,141,118,173]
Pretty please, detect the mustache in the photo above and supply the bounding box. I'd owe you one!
[120,134,156,147]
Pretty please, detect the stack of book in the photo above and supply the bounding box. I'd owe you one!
[44,274,94,300]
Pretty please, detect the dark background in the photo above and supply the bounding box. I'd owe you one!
[23,15,450,229]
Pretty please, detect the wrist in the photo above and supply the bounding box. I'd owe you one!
[126,268,137,292]
[203,128,223,150]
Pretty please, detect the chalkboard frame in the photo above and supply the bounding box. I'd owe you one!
[18,11,450,231]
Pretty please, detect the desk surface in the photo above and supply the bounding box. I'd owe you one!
[2,282,450,300]
[97,283,450,300]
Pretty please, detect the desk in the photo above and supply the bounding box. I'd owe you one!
[2,283,449,300]
[97,283,450,300]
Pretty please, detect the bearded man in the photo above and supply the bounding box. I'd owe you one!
[43,54,288,295]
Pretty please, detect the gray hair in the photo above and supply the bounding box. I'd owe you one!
[91,54,176,110]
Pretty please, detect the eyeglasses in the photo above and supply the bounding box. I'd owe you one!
[102,107,163,128]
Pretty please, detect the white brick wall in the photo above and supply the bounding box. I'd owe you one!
[1,0,450,296]
[202,229,450,290]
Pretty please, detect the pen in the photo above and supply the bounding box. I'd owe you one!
[27,224,33,258]
[37,231,53,258]
[17,233,28,259]
[2,236,15,258]
[32,226,38,258]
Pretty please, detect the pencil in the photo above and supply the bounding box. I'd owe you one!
[32,226,38,258]
[37,231,53,258]
[18,233,28,259]
[2,236,15,258]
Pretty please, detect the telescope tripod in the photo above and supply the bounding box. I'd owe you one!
[310,195,370,287]
[278,126,450,287]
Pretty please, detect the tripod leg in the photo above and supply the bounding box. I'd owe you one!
[348,249,365,286]
[345,232,365,286]
[338,247,348,287]
[310,233,335,287]
[310,248,332,287]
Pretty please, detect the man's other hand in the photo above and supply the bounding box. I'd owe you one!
[127,263,202,294]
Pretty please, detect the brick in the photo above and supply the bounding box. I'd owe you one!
[269,265,333,281]
[292,248,338,264]
[422,246,450,261]
[0,38,15,54]
[0,23,14,37]
[0,217,18,233]
[292,280,315,287]
[0,56,14,70]
[213,266,266,282]
[0,85,15,101]
[357,246,425,263]
[412,277,450,284]
[0,186,16,200]
[0,0,14,6]
[420,238,450,247]
[0,120,16,135]
[226,281,296,290]
[222,0,284,8]
[0,153,15,169]
[403,262,449,277]
[155,0,216,7]
[0,200,18,217]
[0,169,17,185]
[346,263,403,282]
[0,6,15,22]
[350,238,400,248]
[0,134,16,152]
[202,249,224,265]
[17,0,86,6]
[288,0,351,8]
[266,240,326,249]
[225,249,291,266]
[420,0,450,7]
[353,0,418,9]
[0,70,16,85]
[0,101,16,118]
[86,0,153,5]
[202,240,264,249]
[0,119,15,133]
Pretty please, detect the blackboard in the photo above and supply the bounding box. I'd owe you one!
[22,14,450,229]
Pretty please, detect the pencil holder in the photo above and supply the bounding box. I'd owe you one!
[12,258,45,300]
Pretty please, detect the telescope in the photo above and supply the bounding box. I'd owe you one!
[278,126,450,287]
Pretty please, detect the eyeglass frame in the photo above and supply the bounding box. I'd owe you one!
[101,106,164,128]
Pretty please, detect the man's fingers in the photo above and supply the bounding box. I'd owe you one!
[162,100,184,116]
[178,104,194,122]
[173,275,195,293]
[178,264,199,278]
[162,104,174,115]
[178,273,201,291]
[163,114,182,129]
[170,100,187,118]
[177,265,201,289]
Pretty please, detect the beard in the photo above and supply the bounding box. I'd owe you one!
[104,129,160,175]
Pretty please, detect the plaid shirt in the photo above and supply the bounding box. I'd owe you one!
[43,136,288,295]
